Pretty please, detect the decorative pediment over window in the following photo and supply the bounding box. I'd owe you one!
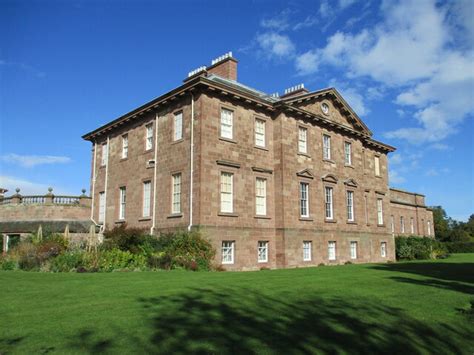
[322,173,338,184]
[296,169,314,179]
[344,178,358,188]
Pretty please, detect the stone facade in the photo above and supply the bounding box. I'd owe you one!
[83,54,434,270]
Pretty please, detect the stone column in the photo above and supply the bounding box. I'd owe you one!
[44,187,54,204]
[2,234,9,253]
[11,188,21,204]
[79,189,91,207]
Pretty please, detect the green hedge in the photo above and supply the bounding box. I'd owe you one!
[443,242,474,253]
[395,236,448,260]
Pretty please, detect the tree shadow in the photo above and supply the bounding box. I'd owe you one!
[372,262,474,284]
[0,336,25,354]
[388,276,474,295]
[371,261,474,295]
[67,330,112,354]
[135,287,472,354]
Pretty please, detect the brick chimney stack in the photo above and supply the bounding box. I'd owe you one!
[207,52,238,81]
[281,84,309,99]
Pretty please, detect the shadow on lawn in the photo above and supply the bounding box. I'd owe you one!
[372,261,474,295]
[133,288,471,354]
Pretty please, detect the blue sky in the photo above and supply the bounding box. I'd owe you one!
[1,0,473,221]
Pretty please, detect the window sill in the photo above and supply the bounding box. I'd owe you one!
[347,221,357,225]
[375,175,382,179]
[222,262,234,265]
[144,148,153,154]
[344,164,354,169]
[139,217,152,221]
[297,152,311,158]
[325,219,337,223]
[120,157,128,162]
[254,145,268,151]
[219,137,237,144]
[100,165,106,169]
[254,215,271,219]
[299,217,314,221]
[115,220,126,224]
[218,212,239,217]
[171,138,184,145]
[258,261,268,264]
[167,213,183,219]
[377,224,386,227]
[323,159,336,164]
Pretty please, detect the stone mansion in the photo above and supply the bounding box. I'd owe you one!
[82,53,434,270]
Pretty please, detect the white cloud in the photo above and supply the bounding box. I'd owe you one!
[293,16,318,31]
[389,170,406,184]
[256,32,295,58]
[0,175,73,196]
[329,79,370,116]
[293,0,474,145]
[295,50,319,75]
[1,153,71,168]
[260,10,291,31]
[389,153,403,165]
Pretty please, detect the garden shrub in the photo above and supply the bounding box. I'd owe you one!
[444,242,474,254]
[14,242,41,271]
[0,256,19,270]
[50,251,86,272]
[102,224,155,254]
[96,249,147,272]
[156,230,215,271]
[395,236,448,260]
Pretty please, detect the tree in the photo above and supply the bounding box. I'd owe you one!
[431,206,450,241]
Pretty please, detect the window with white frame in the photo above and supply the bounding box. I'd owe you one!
[377,198,384,225]
[323,134,331,160]
[303,241,312,261]
[391,215,395,235]
[300,182,309,217]
[381,242,387,257]
[255,178,266,216]
[410,217,415,234]
[427,221,431,236]
[400,216,405,233]
[172,173,181,214]
[346,191,354,221]
[325,186,333,220]
[145,123,154,150]
[174,111,183,141]
[119,187,126,220]
[344,141,352,165]
[220,108,233,139]
[350,241,357,259]
[328,241,336,260]
[222,241,234,264]
[298,126,307,154]
[142,181,151,217]
[255,119,265,147]
[220,172,233,213]
[101,143,108,166]
[122,134,128,159]
[374,156,380,176]
[98,191,105,223]
[258,241,268,263]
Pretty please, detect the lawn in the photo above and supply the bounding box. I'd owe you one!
[1,254,473,354]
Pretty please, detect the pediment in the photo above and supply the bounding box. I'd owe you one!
[282,88,372,136]
[296,169,314,179]
[344,178,358,188]
[322,174,338,183]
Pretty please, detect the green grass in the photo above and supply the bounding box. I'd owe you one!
[1,254,473,354]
